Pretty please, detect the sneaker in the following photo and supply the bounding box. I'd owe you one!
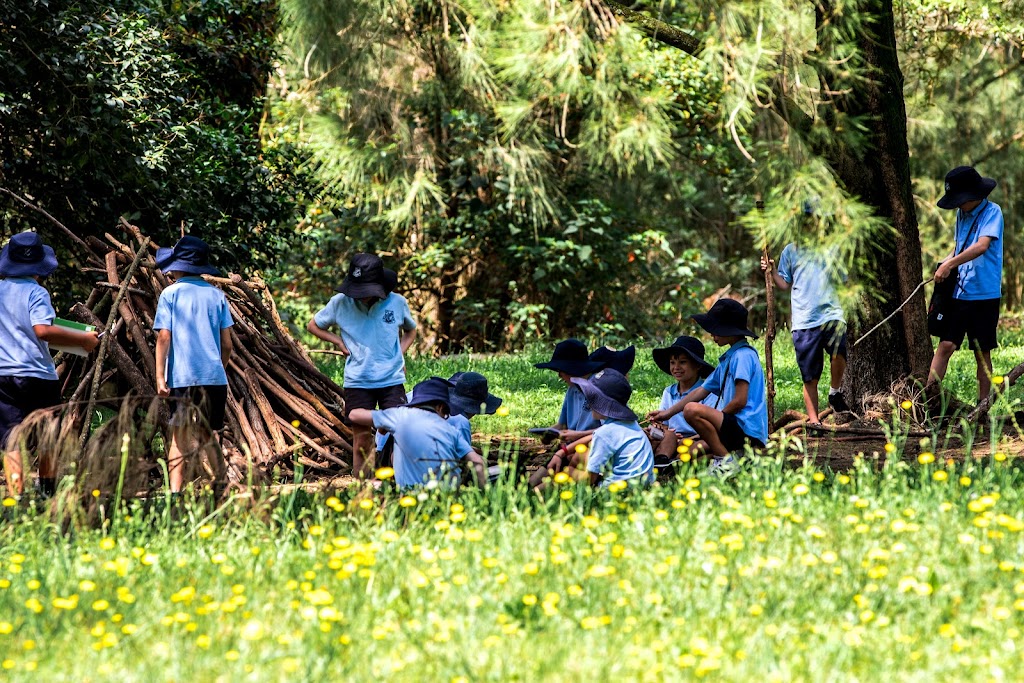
[828,391,851,413]
[653,453,679,469]
[701,455,740,480]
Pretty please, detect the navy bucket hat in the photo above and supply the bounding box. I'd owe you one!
[937,166,996,210]
[155,235,221,276]
[337,253,398,300]
[652,336,714,378]
[534,339,603,377]
[589,345,636,375]
[448,372,502,417]
[691,299,758,339]
[570,368,637,422]
[0,231,58,278]
[406,377,454,411]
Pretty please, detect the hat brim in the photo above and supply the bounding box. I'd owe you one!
[591,346,637,375]
[691,313,758,339]
[534,359,604,377]
[652,345,714,378]
[336,278,388,300]
[156,246,221,276]
[937,177,997,210]
[0,244,58,278]
[570,377,637,422]
[450,392,502,417]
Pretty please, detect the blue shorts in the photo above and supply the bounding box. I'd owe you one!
[792,322,847,383]
[0,376,62,450]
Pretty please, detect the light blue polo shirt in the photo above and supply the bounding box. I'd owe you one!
[659,383,719,436]
[153,277,233,388]
[777,244,844,330]
[0,278,58,380]
[953,199,1003,301]
[558,383,601,432]
[372,407,473,489]
[701,341,768,444]
[314,292,416,389]
[586,419,654,486]
[448,413,473,446]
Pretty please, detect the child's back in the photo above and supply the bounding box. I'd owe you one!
[588,419,654,486]
[372,406,472,488]
[155,277,232,387]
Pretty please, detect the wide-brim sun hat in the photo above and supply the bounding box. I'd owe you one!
[570,368,637,422]
[534,338,604,377]
[937,166,997,210]
[448,371,502,417]
[156,235,221,276]
[0,231,59,278]
[589,345,636,375]
[406,376,455,410]
[691,298,758,339]
[336,252,397,300]
[652,335,714,378]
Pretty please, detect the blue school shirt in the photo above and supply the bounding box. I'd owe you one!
[314,293,416,389]
[659,383,719,436]
[586,419,654,486]
[953,199,1003,301]
[372,406,473,488]
[448,413,473,446]
[700,341,768,444]
[777,244,844,330]
[0,278,58,380]
[153,277,233,388]
[558,383,601,432]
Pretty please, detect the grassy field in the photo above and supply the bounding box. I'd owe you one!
[1,331,1024,681]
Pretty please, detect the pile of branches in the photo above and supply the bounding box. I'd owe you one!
[52,218,353,485]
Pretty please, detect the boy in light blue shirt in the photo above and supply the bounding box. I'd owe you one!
[308,253,417,478]
[650,335,719,465]
[349,378,487,489]
[154,236,234,494]
[649,299,768,478]
[0,231,98,497]
[569,369,653,488]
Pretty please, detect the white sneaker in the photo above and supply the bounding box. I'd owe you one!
[702,455,740,480]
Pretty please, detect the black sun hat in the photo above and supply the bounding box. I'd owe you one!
[155,235,221,276]
[570,368,637,422]
[448,371,503,417]
[589,345,636,375]
[337,253,398,300]
[534,339,603,377]
[691,298,758,339]
[406,377,454,410]
[0,231,59,278]
[937,166,997,210]
[652,336,714,378]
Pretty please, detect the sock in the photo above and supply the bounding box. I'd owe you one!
[829,387,841,395]
[39,477,56,497]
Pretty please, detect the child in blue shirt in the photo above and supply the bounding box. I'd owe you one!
[649,335,719,465]
[649,299,768,478]
[154,236,234,494]
[308,253,417,478]
[349,378,487,489]
[0,232,98,497]
[570,369,654,488]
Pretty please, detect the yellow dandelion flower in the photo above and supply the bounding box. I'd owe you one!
[92,489,101,498]
[496,406,509,417]
[291,420,301,428]
[553,472,570,485]
[884,443,896,454]
[901,400,913,410]
[995,452,1007,462]
[792,484,809,496]
[560,490,574,501]
[399,496,416,508]
[375,467,395,480]
[933,471,948,482]
[358,499,374,510]
[574,444,588,454]
[1,498,15,508]
[993,375,1005,385]
[918,452,935,465]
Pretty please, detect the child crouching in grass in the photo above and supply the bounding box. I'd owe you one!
[348,377,487,490]
[570,368,654,488]
[648,299,767,479]
[649,335,719,465]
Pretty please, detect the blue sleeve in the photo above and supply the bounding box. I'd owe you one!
[777,244,795,284]
[399,296,416,331]
[220,295,234,329]
[732,348,761,385]
[153,290,172,331]
[659,386,673,411]
[313,295,342,330]
[372,408,403,433]
[28,287,56,327]
[701,363,726,396]
[557,392,570,428]
[454,424,473,458]
[979,205,1003,241]
[586,428,612,474]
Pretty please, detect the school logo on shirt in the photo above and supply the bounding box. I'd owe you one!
[382,309,396,324]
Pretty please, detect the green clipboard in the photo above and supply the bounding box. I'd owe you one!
[51,317,96,357]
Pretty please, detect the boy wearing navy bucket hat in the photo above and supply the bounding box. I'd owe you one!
[308,253,417,478]
[926,166,1004,403]
[648,299,768,478]
[0,231,99,497]
[570,369,654,488]
[649,336,719,464]
[153,235,234,493]
[348,377,487,489]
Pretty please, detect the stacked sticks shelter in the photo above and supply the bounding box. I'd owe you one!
[7,218,355,496]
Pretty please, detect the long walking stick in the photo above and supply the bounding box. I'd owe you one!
[757,199,776,431]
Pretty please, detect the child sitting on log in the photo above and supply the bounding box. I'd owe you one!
[307,253,417,479]
[348,377,487,489]
[570,368,654,488]
[154,236,234,494]
[649,335,719,465]
[648,299,768,479]
[0,231,99,497]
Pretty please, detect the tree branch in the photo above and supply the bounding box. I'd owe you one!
[971,130,1024,167]
[606,1,701,55]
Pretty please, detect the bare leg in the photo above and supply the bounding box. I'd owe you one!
[975,348,994,404]
[351,425,374,479]
[4,450,23,496]
[927,341,957,388]
[528,453,565,491]
[655,429,679,457]
[830,354,847,390]
[683,404,728,457]
[199,428,227,490]
[802,379,820,424]
[168,426,189,493]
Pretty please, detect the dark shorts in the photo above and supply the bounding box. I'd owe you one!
[792,321,848,383]
[344,384,407,419]
[169,385,228,431]
[0,376,62,449]
[940,298,1000,352]
[719,413,765,453]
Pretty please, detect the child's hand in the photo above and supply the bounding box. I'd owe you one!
[80,330,100,354]
[334,341,351,356]
[760,255,774,272]
[647,409,670,423]
[157,379,171,398]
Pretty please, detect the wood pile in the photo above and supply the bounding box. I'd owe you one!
[59,218,353,482]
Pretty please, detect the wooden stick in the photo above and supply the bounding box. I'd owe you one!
[757,198,777,430]
[0,187,99,262]
[968,360,1024,420]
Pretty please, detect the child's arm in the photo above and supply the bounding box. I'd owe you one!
[760,255,790,291]
[399,326,417,354]
[307,319,350,356]
[588,472,603,488]
[647,386,710,423]
[33,325,99,353]
[722,380,749,415]
[462,450,488,489]
[558,428,593,443]
[347,408,376,427]
[155,329,172,397]
[220,328,233,367]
